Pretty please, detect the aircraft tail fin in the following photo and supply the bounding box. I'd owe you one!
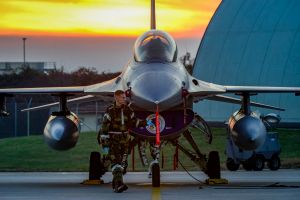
[151,0,156,29]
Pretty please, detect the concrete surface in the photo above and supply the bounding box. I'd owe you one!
[0,170,299,200]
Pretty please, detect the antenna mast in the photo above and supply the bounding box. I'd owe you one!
[151,0,156,29]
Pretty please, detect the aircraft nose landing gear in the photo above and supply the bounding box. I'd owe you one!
[151,160,160,187]
[149,144,161,187]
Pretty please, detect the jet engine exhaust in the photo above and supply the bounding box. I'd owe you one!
[228,111,266,150]
[44,112,80,151]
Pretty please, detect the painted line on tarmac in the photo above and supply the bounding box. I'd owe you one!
[152,188,161,200]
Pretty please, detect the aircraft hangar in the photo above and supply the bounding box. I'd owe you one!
[193,0,300,125]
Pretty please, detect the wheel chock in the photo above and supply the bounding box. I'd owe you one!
[205,178,228,185]
[81,179,104,185]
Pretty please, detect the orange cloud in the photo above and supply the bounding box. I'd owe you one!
[0,0,221,38]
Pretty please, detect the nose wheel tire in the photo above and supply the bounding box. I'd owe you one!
[152,163,160,187]
[207,151,221,179]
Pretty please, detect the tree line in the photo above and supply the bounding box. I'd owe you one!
[0,67,121,88]
[0,67,121,103]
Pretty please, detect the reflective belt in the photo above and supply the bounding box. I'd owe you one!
[100,135,110,139]
[109,131,129,135]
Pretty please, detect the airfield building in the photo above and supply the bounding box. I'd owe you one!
[193,0,300,126]
[0,62,56,75]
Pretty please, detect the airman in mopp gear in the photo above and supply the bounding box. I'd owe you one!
[98,90,147,193]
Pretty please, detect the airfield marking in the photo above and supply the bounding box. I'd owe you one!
[152,187,161,200]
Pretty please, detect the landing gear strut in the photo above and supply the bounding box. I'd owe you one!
[149,144,161,187]
[173,126,228,184]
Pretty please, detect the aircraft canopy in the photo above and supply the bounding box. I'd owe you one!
[134,30,177,63]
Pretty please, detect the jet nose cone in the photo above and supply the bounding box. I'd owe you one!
[245,121,266,146]
[131,72,182,111]
[249,134,260,143]
[231,115,267,150]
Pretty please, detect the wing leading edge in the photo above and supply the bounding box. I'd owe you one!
[225,86,300,94]
[0,76,123,112]
[0,76,124,96]
[205,95,285,111]
[0,86,84,94]
[188,76,300,96]
[188,76,300,111]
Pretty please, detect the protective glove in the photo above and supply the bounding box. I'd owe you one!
[99,134,110,155]
[102,146,109,156]
[100,134,110,146]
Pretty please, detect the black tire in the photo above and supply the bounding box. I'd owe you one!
[152,163,160,187]
[268,155,281,171]
[89,151,103,180]
[226,158,240,171]
[242,158,253,171]
[253,155,265,171]
[207,151,221,179]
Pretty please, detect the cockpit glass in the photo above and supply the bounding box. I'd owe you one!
[134,30,177,63]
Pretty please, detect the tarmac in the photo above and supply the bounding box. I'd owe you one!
[0,170,299,200]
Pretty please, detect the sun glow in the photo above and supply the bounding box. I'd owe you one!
[0,0,221,37]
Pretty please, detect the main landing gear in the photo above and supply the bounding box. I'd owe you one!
[172,130,227,185]
[148,114,228,187]
[85,114,228,187]
[82,152,106,185]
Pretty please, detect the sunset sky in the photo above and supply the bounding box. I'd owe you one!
[0,0,221,72]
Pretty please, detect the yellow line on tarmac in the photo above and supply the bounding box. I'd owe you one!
[152,188,161,200]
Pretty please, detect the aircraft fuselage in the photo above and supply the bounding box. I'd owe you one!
[124,61,190,112]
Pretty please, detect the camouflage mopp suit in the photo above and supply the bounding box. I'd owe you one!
[98,102,146,193]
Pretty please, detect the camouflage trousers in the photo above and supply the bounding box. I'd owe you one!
[107,133,130,185]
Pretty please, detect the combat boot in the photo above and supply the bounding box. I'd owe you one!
[112,164,128,193]
[114,181,128,193]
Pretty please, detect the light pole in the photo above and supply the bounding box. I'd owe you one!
[27,97,32,137]
[22,37,27,68]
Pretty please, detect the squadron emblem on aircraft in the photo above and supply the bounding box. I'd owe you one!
[145,114,166,134]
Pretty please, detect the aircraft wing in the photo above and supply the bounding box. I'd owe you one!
[187,77,226,96]
[84,76,124,95]
[21,95,95,112]
[0,76,123,96]
[203,95,285,111]
[0,76,123,112]
[224,86,300,94]
[188,76,300,111]
[188,76,300,96]
[188,76,300,94]
[0,86,85,94]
